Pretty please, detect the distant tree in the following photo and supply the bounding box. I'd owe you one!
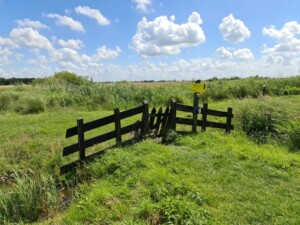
[0,77,36,85]
[208,77,218,82]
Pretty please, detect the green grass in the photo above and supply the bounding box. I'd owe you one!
[47,131,300,224]
[0,75,300,224]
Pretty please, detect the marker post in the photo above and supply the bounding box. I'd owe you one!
[191,80,206,133]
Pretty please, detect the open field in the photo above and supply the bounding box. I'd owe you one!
[0,74,300,224]
[0,85,15,90]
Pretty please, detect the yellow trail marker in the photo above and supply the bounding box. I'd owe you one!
[192,83,206,93]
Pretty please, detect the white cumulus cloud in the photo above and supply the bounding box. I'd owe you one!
[0,36,18,48]
[219,14,250,43]
[0,47,12,65]
[9,27,53,50]
[45,13,85,32]
[50,47,91,64]
[233,48,254,61]
[132,0,152,13]
[93,46,122,61]
[130,12,205,56]
[58,39,85,50]
[262,21,300,64]
[216,47,254,61]
[263,21,300,40]
[15,19,49,29]
[75,6,110,25]
[216,47,233,59]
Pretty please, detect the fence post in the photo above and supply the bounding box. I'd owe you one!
[201,103,208,132]
[226,107,233,133]
[192,93,200,133]
[114,108,122,147]
[171,99,177,131]
[141,101,149,136]
[77,118,85,161]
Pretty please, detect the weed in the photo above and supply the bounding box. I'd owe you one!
[163,129,179,144]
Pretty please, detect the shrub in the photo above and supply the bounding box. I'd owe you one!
[0,171,59,224]
[14,98,45,114]
[52,71,88,85]
[33,71,89,88]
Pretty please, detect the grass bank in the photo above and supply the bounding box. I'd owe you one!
[47,131,300,224]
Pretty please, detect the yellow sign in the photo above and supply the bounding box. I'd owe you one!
[192,83,206,93]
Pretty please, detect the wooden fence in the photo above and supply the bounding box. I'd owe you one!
[60,97,233,174]
[60,101,149,174]
[170,94,234,133]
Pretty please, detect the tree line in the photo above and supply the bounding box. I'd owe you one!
[0,78,36,85]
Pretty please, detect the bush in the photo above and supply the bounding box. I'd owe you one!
[14,98,45,114]
[0,171,59,224]
[33,71,90,90]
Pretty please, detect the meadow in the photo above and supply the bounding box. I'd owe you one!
[0,72,299,224]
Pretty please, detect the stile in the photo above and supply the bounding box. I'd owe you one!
[114,108,122,147]
[61,100,234,174]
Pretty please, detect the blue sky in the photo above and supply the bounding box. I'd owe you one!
[0,0,300,81]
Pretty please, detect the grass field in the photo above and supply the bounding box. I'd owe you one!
[0,73,300,224]
[0,85,15,90]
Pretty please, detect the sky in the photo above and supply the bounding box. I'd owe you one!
[0,0,300,81]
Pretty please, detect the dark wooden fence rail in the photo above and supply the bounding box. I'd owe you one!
[60,101,148,174]
[60,99,233,174]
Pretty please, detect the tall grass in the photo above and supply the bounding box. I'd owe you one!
[0,171,60,224]
[1,75,299,114]
[234,97,299,145]
[14,98,45,115]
